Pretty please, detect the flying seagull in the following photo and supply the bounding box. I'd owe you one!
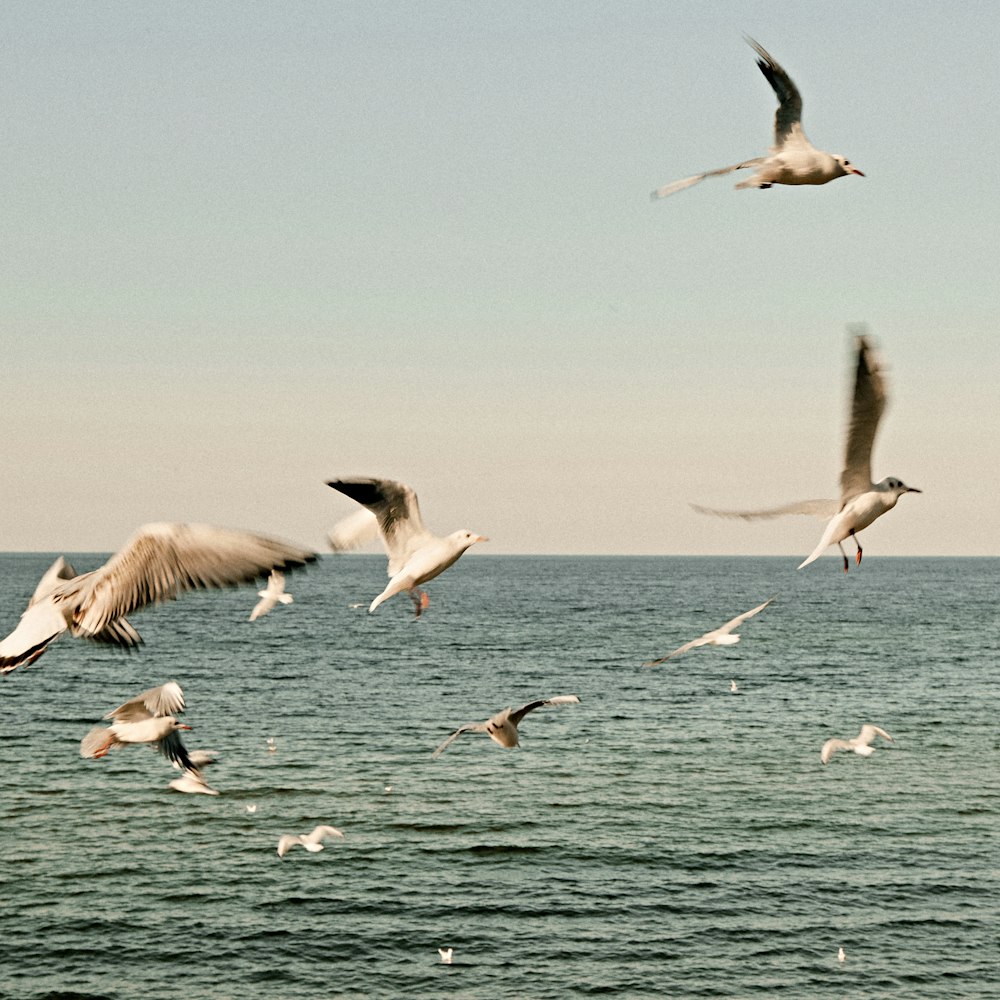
[643,597,775,666]
[0,522,316,673]
[692,333,920,571]
[432,695,581,757]
[326,477,487,616]
[168,749,220,796]
[80,681,205,779]
[277,825,344,858]
[438,948,454,964]
[249,570,294,621]
[651,37,864,200]
[820,724,894,765]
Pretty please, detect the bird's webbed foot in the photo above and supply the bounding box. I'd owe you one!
[410,589,430,618]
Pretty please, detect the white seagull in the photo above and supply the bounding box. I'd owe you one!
[692,333,920,571]
[821,724,894,765]
[838,946,846,963]
[651,37,864,200]
[80,682,207,784]
[0,523,316,673]
[249,570,294,621]
[277,825,344,858]
[433,695,581,757]
[169,749,220,796]
[266,736,277,753]
[438,948,454,964]
[643,597,775,666]
[730,679,739,694]
[326,477,487,616]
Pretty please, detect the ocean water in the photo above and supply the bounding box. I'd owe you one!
[1,554,996,1000]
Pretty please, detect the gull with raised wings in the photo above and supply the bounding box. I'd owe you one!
[643,597,775,666]
[249,570,294,621]
[433,695,581,757]
[821,724,894,765]
[692,333,920,571]
[277,825,344,858]
[0,523,316,673]
[80,681,205,780]
[651,37,863,200]
[326,477,487,616]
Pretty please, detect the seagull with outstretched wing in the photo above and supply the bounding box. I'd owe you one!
[433,695,581,757]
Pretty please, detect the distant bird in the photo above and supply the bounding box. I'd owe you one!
[277,825,344,858]
[821,724,894,765]
[327,477,487,616]
[266,736,277,753]
[384,785,393,794]
[643,597,775,665]
[692,334,920,571]
[168,748,219,795]
[838,946,846,963]
[80,681,205,782]
[249,570,294,621]
[438,948,454,964]
[0,523,316,673]
[433,695,581,757]
[651,37,864,200]
[245,803,258,814]
[730,679,739,694]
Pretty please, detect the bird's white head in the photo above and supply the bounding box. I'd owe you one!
[877,477,921,497]
[834,155,864,177]
[452,530,488,551]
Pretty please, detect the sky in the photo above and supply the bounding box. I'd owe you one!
[3,1,998,557]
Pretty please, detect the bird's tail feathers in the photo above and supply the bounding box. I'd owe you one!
[80,725,115,759]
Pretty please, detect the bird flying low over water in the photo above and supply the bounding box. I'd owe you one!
[168,749,220,796]
[249,570,294,621]
[277,825,344,858]
[326,477,487,616]
[651,37,864,200]
[692,333,920,571]
[80,681,208,782]
[432,695,581,757]
[0,523,316,673]
[643,597,775,666]
[821,724,894,765]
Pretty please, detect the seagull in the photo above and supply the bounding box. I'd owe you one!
[249,570,294,621]
[80,681,206,784]
[276,825,344,858]
[820,724,894,765]
[643,597,775,665]
[838,946,846,963]
[0,523,316,673]
[432,695,581,757]
[651,37,864,200]
[438,948,454,964]
[730,679,739,694]
[245,803,258,814]
[168,748,219,795]
[692,333,920,571]
[266,736,277,753]
[326,477,487,616]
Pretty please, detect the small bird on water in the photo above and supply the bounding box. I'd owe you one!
[438,948,454,964]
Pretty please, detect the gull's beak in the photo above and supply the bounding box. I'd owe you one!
[475,535,489,543]
[849,166,865,176]
[179,724,193,730]
[906,487,922,493]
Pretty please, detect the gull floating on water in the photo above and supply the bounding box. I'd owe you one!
[821,724,894,765]
[433,695,581,757]
[249,570,294,621]
[651,37,863,200]
[730,679,739,694]
[80,682,207,784]
[327,477,487,616]
[693,333,920,571]
[277,825,344,858]
[643,597,775,665]
[838,947,846,963]
[0,523,316,673]
[438,948,454,964]
[169,749,220,795]
[245,803,258,814]
[266,736,277,753]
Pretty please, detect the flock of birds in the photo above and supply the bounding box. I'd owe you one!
[5,37,909,969]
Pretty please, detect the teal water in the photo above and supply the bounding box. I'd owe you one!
[1,555,997,999]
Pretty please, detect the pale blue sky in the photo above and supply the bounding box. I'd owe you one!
[4,1,998,556]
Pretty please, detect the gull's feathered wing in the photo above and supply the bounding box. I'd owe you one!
[643,596,775,666]
[249,570,294,621]
[840,334,887,503]
[433,695,581,756]
[509,695,582,726]
[745,37,806,151]
[326,478,432,576]
[277,824,344,857]
[103,680,186,723]
[0,523,316,673]
[432,721,488,758]
[327,507,382,553]
[820,723,894,764]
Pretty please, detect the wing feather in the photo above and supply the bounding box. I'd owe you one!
[841,333,888,502]
[745,37,806,150]
[691,499,839,521]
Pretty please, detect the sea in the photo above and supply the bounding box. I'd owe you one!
[1,554,996,1000]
